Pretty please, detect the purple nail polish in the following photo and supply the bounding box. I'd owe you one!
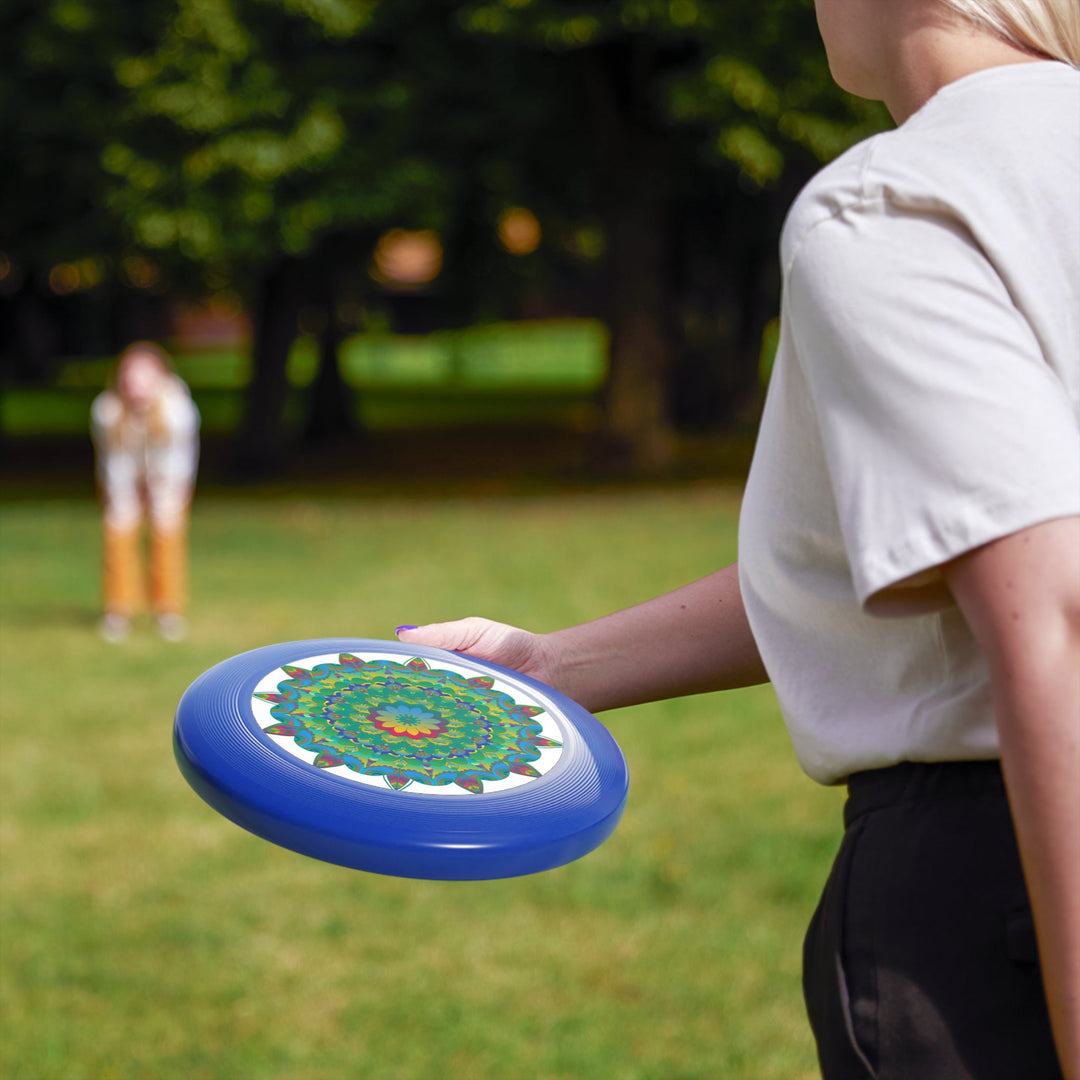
[395,625,418,635]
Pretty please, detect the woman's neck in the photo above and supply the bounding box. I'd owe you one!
[884,14,1047,123]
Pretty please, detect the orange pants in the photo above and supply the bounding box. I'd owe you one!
[103,517,188,618]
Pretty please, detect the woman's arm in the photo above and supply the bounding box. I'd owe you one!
[944,515,1080,1080]
[397,562,768,713]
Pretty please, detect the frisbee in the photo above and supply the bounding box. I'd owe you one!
[173,638,628,880]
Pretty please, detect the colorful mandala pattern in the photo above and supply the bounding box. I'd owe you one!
[253,654,562,795]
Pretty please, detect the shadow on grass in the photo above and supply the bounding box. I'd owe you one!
[1,426,758,503]
[2,603,101,629]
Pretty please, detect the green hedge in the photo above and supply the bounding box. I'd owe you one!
[3,320,608,436]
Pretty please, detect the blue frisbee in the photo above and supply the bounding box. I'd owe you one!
[173,638,628,880]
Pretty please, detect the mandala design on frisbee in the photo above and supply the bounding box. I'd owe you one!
[251,653,563,795]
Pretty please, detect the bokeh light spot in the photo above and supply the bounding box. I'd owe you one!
[370,229,443,288]
[121,255,163,291]
[47,264,81,295]
[497,207,542,256]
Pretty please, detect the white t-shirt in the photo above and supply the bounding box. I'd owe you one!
[92,375,200,531]
[739,62,1080,785]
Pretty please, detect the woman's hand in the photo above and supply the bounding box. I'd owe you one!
[396,618,563,689]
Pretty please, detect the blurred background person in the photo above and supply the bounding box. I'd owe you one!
[90,342,199,642]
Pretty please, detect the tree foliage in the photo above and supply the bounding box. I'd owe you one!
[1,0,890,470]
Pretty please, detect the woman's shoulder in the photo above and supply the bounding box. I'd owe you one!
[780,136,885,270]
[782,61,1080,273]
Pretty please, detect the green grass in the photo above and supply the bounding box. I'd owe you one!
[0,487,842,1079]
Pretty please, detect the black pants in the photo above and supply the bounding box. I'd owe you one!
[803,761,1063,1080]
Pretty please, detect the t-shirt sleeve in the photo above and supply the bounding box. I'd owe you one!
[787,202,1080,613]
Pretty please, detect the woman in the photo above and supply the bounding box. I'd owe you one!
[91,342,200,642]
[397,1,1079,1076]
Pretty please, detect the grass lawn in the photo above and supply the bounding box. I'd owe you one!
[0,484,842,1079]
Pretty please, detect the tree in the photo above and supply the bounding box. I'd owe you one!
[453,0,890,470]
[97,0,556,472]
[2,0,889,473]
[0,0,176,379]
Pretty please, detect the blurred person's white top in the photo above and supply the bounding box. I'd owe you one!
[91,374,200,531]
[739,61,1080,785]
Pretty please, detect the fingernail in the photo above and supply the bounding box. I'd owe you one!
[395,625,418,635]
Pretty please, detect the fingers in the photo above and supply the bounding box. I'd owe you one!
[395,617,494,654]
[394,618,564,692]
[394,617,542,673]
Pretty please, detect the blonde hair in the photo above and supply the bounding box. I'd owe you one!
[938,0,1080,66]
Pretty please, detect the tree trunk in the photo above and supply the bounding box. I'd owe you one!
[232,257,303,479]
[302,303,355,447]
[3,279,60,384]
[585,42,677,475]
[602,189,675,471]
[668,187,781,432]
